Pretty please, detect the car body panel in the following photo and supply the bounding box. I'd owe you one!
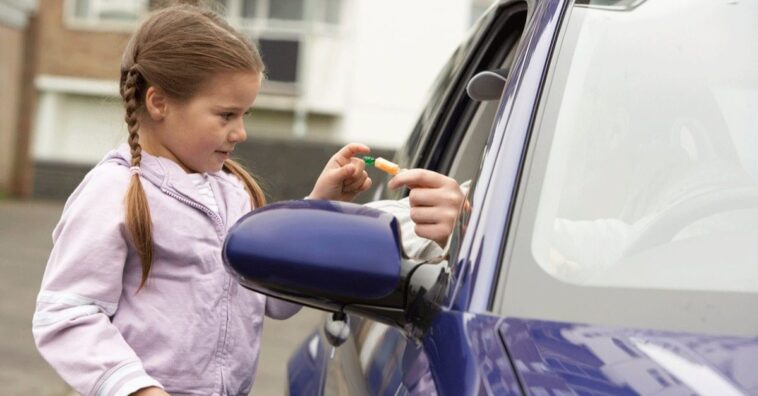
[288,311,524,396]
[288,330,326,395]
[501,318,758,395]
[422,311,522,395]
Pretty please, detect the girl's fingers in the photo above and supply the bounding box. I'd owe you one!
[340,164,356,178]
[344,171,368,192]
[333,143,370,165]
[327,164,355,185]
[350,157,366,174]
[359,177,372,192]
[345,176,372,194]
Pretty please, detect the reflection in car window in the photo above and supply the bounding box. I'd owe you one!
[530,0,758,292]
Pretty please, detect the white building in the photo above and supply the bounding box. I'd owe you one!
[31,0,495,171]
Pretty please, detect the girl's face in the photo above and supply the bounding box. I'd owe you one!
[144,71,261,173]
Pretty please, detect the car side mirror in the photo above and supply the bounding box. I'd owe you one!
[466,67,509,101]
[223,200,447,329]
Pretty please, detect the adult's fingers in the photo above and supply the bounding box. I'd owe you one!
[414,223,447,243]
[388,169,448,190]
[409,206,448,225]
[409,186,464,208]
[408,188,438,207]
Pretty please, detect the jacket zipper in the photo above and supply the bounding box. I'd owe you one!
[160,187,225,234]
[162,185,232,392]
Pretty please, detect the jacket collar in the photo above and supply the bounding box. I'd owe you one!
[102,144,252,221]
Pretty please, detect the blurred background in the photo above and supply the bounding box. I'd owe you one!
[0,0,494,394]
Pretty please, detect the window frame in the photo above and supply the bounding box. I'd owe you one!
[375,2,528,202]
[63,0,148,32]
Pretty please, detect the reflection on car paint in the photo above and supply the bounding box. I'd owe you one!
[288,330,326,396]
[501,318,758,395]
[423,312,521,396]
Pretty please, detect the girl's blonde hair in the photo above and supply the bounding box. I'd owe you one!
[119,4,266,289]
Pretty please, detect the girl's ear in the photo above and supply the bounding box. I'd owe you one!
[145,86,168,121]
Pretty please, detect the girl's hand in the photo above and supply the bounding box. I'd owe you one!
[131,387,170,396]
[388,169,465,247]
[309,143,372,202]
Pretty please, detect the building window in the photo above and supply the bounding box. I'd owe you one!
[322,0,340,25]
[226,0,341,26]
[67,0,148,28]
[221,0,343,93]
[268,0,304,21]
[258,38,300,84]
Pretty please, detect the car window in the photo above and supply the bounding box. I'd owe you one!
[494,0,758,336]
[376,10,499,202]
[376,3,527,202]
[432,6,527,178]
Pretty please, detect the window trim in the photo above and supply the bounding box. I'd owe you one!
[417,2,529,177]
[63,0,147,32]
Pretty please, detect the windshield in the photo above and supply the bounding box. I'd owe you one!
[496,0,758,336]
[531,0,758,292]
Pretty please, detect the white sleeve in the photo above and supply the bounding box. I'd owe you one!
[365,198,444,259]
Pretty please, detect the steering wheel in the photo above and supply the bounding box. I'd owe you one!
[623,184,758,257]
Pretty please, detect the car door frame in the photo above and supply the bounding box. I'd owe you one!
[311,1,539,395]
[446,0,569,313]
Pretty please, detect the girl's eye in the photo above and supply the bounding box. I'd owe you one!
[221,113,234,121]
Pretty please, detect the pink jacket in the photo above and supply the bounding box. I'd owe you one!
[32,144,301,396]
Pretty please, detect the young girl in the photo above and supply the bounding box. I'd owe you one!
[32,5,463,396]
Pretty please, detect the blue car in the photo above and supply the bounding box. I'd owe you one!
[226,0,758,394]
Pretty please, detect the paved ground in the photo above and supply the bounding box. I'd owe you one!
[0,199,323,395]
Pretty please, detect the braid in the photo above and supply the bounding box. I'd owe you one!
[223,159,267,209]
[124,66,143,166]
[121,65,154,290]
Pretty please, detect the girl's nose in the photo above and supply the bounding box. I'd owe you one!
[229,122,247,143]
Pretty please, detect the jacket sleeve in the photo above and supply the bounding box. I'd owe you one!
[32,164,163,396]
[264,297,302,320]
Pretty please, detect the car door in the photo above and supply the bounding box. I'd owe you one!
[313,2,530,395]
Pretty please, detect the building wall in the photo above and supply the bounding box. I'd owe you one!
[341,0,471,149]
[35,0,130,80]
[29,0,133,175]
[27,0,482,199]
[0,18,26,194]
